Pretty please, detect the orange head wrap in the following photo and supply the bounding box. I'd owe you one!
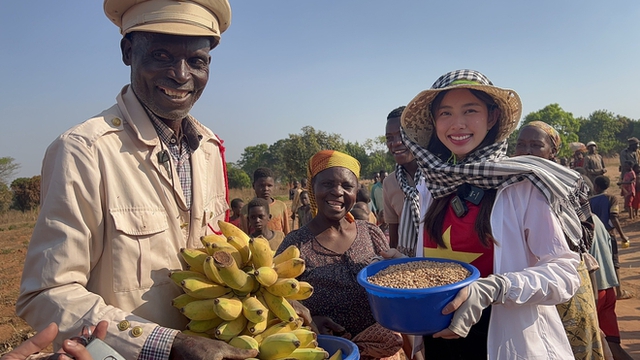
[307,150,361,222]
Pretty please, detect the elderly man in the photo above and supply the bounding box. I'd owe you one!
[16,1,257,360]
[619,137,639,167]
[584,141,607,184]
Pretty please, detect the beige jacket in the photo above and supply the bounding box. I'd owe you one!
[16,86,228,360]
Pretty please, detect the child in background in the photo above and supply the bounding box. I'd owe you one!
[227,198,244,229]
[241,167,290,235]
[617,161,635,220]
[350,201,374,223]
[247,198,285,251]
[296,190,312,228]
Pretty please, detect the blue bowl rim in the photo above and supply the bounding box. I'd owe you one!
[357,257,480,295]
[316,334,359,355]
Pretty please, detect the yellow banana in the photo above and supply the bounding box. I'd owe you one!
[180,298,219,320]
[182,330,210,338]
[209,242,244,267]
[171,293,199,309]
[265,278,300,298]
[248,236,273,268]
[286,348,329,360]
[227,235,251,265]
[258,332,301,360]
[274,258,306,279]
[254,266,279,287]
[252,319,301,344]
[273,245,301,266]
[327,349,342,360]
[242,296,268,323]
[286,281,314,301]
[260,290,298,323]
[200,233,228,250]
[169,270,208,286]
[212,296,244,321]
[291,328,317,348]
[213,251,256,292]
[247,316,269,336]
[214,315,248,341]
[181,278,231,299]
[228,335,260,351]
[179,248,209,274]
[218,220,251,243]
[186,318,224,333]
[202,256,225,284]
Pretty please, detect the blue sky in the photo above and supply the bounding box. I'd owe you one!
[1,1,639,180]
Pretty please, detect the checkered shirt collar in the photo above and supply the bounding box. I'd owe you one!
[144,108,202,152]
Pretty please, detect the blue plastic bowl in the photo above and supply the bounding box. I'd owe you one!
[357,257,480,335]
[317,335,359,360]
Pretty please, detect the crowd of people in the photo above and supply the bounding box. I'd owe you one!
[2,1,637,360]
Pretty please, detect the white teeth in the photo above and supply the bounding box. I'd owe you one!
[451,134,471,141]
[160,87,189,99]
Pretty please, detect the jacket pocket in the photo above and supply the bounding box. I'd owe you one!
[110,207,171,292]
[203,193,228,229]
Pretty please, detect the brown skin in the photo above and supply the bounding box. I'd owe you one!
[248,206,274,240]
[121,32,212,135]
[1,321,108,360]
[385,117,418,248]
[514,126,557,160]
[305,167,358,336]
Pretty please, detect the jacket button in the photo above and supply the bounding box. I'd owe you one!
[112,117,122,127]
[117,320,130,331]
[131,326,143,337]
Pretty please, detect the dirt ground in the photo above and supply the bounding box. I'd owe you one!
[0,162,639,358]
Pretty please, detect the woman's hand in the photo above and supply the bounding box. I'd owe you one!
[379,249,406,260]
[311,316,350,338]
[432,287,469,339]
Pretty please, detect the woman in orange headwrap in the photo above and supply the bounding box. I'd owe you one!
[276,150,403,360]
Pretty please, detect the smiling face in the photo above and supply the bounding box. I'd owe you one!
[312,167,358,222]
[433,89,498,160]
[386,117,415,165]
[122,32,211,121]
[514,126,555,160]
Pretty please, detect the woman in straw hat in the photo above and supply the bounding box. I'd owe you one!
[515,121,605,359]
[276,150,404,360]
[384,70,591,359]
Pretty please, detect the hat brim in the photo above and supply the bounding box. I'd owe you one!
[401,83,522,149]
[126,22,220,39]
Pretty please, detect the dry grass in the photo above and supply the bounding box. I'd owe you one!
[0,210,38,228]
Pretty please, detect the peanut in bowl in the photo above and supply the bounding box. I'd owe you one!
[356,257,480,335]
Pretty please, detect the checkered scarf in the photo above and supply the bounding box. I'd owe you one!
[401,128,592,252]
[395,164,423,257]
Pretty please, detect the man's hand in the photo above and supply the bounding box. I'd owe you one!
[311,316,350,338]
[1,321,108,360]
[170,333,257,360]
[287,300,319,333]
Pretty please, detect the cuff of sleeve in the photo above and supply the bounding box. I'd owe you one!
[139,326,179,360]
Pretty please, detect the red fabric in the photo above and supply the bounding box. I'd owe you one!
[597,288,620,340]
[423,198,494,277]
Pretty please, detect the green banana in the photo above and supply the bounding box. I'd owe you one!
[286,281,314,301]
[254,266,279,287]
[274,258,306,279]
[242,296,268,323]
[261,289,298,323]
[213,251,256,292]
[212,296,244,320]
[179,248,209,274]
[171,293,199,309]
[186,318,224,332]
[180,298,219,320]
[214,315,248,341]
[248,236,273,268]
[181,278,231,299]
[265,278,300,298]
[258,332,301,360]
[273,245,301,266]
[228,335,260,351]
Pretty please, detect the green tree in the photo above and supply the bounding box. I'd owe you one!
[361,136,394,178]
[0,157,20,185]
[521,104,580,159]
[11,176,41,212]
[577,110,624,156]
[226,163,251,189]
[237,144,271,180]
[0,183,12,213]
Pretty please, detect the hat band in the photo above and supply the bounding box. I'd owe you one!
[449,80,481,86]
[122,0,220,35]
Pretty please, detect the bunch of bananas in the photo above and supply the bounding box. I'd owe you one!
[170,220,338,360]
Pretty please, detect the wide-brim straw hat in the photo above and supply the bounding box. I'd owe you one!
[401,69,522,149]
